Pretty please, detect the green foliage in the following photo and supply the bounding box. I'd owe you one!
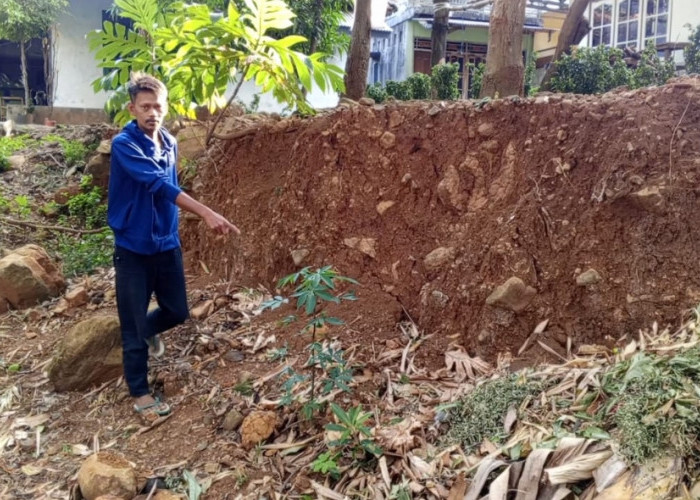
[0,0,68,42]
[469,62,485,99]
[685,24,700,74]
[385,80,412,100]
[551,42,674,95]
[42,134,89,167]
[311,451,341,478]
[278,0,352,55]
[431,63,460,100]
[261,266,358,412]
[326,403,382,458]
[57,229,114,277]
[551,45,630,94]
[64,175,107,229]
[54,175,112,277]
[88,0,345,124]
[524,52,537,97]
[406,72,431,100]
[0,134,30,172]
[633,42,675,88]
[599,347,700,464]
[445,374,542,452]
[365,82,387,103]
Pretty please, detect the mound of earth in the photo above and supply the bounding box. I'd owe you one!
[181,77,700,363]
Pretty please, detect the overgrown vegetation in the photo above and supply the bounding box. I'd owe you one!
[88,0,344,124]
[0,135,30,172]
[551,42,674,95]
[469,62,486,99]
[54,175,112,277]
[42,134,89,167]
[445,374,542,452]
[684,23,700,75]
[600,347,700,464]
[365,63,461,103]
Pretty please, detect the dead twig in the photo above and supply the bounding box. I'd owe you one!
[0,217,107,235]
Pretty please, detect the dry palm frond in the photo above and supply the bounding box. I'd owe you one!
[444,348,492,382]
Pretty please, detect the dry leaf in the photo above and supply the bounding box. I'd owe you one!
[444,348,492,381]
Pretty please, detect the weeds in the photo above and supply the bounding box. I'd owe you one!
[445,374,542,452]
[42,134,88,167]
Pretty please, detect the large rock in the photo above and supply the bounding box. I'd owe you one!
[85,141,111,191]
[77,451,137,500]
[485,277,536,313]
[0,245,65,309]
[48,316,123,392]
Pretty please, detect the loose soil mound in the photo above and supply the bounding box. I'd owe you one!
[182,77,700,362]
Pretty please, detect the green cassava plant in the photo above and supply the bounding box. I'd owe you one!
[261,266,357,414]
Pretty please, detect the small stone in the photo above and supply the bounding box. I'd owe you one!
[65,286,89,308]
[485,277,536,313]
[95,140,112,155]
[224,350,244,363]
[222,410,244,431]
[576,268,602,286]
[24,331,37,339]
[204,462,219,474]
[428,105,441,116]
[401,173,412,184]
[358,97,375,106]
[557,129,568,141]
[290,248,310,266]
[344,237,377,258]
[376,200,395,215]
[240,411,278,448]
[477,122,494,137]
[481,140,500,153]
[379,131,396,149]
[423,247,456,271]
[431,290,449,307]
[8,155,26,170]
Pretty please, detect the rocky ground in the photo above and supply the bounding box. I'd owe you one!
[2,77,700,499]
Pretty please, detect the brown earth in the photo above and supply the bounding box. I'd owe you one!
[182,76,700,366]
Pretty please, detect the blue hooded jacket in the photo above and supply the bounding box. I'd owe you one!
[108,120,182,255]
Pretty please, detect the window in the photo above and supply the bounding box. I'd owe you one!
[616,0,640,48]
[591,2,613,47]
[644,0,669,45]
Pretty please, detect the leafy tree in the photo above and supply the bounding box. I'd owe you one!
[550,45,631,94]
[431,62,460,100]
[0,0,68,109]
[684,24,700,75]
[88,0,344,130]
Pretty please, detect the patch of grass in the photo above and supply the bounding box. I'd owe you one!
[601,347,700,464]
[0,134,32,172]
[42,134,88,167]
[445,374,542,452]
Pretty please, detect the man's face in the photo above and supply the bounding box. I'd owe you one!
[128,90,167,136]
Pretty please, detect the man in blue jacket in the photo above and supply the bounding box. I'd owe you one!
[108,72,239,421]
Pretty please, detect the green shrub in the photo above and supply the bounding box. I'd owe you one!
[469,62,486,98]
[65,175,107,229]
[685,24,700,74]
[551,45,631,94]
[633,41,675,88]
[406,72,431,99]
[0,135,30,172]
[42,134,88,167]
[524,52,538,96]
[431,62,460,100]
[57,229,114,277]
[365,82,387,103]
[385,80,413,100]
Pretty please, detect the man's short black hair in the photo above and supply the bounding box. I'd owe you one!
[127,72,167,102]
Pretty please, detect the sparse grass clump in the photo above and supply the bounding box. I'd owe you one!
[602,347,700,464]
[0,134,32,172]
[42,134,89,167]
[445,374,542,452]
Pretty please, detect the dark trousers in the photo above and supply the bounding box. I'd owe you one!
[113,245,189,397]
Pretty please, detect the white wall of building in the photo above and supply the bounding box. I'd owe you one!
[581,0,700,49]
[53,0,112,108]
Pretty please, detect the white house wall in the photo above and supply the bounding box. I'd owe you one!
[53,0,112,109]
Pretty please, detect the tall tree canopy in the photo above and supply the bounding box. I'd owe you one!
[0,0,68,108]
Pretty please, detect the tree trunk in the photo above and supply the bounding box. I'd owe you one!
[430,0,449,68]
[20,40,30,108]
[308,0,324,54]
[540,0,593,90]
[343,0,371,100]
[480,0,527,98]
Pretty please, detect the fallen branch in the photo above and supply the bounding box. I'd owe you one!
[0,217,108,235]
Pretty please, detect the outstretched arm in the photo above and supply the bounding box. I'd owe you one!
[175,191,240,235]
